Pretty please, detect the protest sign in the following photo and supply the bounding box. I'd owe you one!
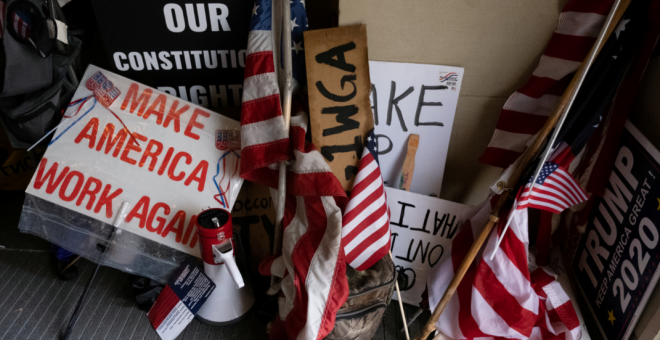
[25,65,243,258]
[572,121,660,340]
[386,187,469,305]
[370,61,463,196]
[231,181,276,274]
[305,25,375,191]
[91,1,253,109]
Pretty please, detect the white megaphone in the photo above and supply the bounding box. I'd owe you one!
[195,208,255,325]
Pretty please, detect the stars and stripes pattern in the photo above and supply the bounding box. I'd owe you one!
[342,129,391,271]
[1,0,34,41]
[12,12,31,40]
[478,0,616,168]
[516,162,588,214]
[486,0,643,266]
[241,1,348,339]
[427,197,581,339]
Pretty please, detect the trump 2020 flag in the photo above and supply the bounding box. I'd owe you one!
[342,129,391,271]
[240,0,349,339]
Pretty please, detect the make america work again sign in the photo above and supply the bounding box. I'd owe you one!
[26,65,243,257]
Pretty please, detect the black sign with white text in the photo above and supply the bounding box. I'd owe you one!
[572,122,660,340]
[91,1,253,109]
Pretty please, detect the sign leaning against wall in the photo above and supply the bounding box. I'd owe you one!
[91,1,253,110]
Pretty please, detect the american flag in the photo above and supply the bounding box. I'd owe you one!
[13,13,30,40]
[478,0,616,168]
[516,162,588,214]
[427,197,581,339]
[240,0,348,339]
[487,0,642,265]
[342,129,390,271]
[1,0,33,41]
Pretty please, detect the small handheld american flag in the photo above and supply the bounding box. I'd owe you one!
[517,161,588,214]
[490,160,587,260]
[342,129,391,271]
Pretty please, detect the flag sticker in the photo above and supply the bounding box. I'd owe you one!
[85,71,122,108]
[215,130,240,151]
[439,72,458,83]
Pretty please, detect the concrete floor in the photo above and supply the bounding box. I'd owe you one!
[0,190,430,339]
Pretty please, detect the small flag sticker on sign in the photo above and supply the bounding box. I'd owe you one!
[215,130,240,151]
[85,71,122,108]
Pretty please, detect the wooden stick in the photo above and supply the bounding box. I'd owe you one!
[400,134,420,191]
[62,256,81,273]
[390,251,410,340]
[416,1,630,339]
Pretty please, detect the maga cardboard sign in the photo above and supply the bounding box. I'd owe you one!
[305,25,375,191]
[25,65,243,257]
[370,61,463,196]
[386,187,469,305]
[231,181,276,274]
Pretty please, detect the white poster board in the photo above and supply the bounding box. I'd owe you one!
[26,65,243,258]
[386,187,470,305]
[370,61,463,196]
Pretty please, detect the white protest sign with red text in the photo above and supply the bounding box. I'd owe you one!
[26,65,242,257]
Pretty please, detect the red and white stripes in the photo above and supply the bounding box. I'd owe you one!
[427,198,581,339]
[342,148,390,271]
[516,163,589,214]
[479,0,616,168]
[240,25,289,179]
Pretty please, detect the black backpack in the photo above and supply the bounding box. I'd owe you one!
[0,0,81,149]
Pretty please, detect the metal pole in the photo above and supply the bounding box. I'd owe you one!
[272,0,293,284]
[389,252,410,340]
[526,0,626,192]
[61,202,130,340]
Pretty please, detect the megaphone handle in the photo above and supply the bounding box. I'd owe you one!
[223,255,245,289]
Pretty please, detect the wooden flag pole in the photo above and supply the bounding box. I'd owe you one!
[416,1,631,339]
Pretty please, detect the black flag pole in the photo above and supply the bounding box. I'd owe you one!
[61,202,130,340]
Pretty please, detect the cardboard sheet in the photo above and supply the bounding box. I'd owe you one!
[386,187,469,305]
[231,181,276,274]
[305,25,374,191]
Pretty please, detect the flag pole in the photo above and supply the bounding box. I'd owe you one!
[272,0,293,285]
[416,1,631,339]
[390,252,410,340]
